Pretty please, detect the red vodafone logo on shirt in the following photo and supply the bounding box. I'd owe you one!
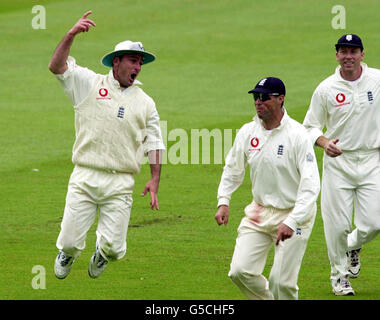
[249,137,260,151]
[336,93,345,103]
[251,137,259,148]
[97,88,111,100]
[335,93,350,107]
[99,88,108,97]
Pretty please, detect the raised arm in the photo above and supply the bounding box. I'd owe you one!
[48,11,96,74]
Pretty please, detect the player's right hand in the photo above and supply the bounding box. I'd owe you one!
[215,205,229,226]
[68,11,96,36]
[324,138,343,157]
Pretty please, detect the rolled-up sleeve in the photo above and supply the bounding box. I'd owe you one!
[55,56,97,106]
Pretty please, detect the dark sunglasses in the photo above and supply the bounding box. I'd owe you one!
[253,92,280,102]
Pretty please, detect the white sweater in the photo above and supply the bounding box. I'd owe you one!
[55,56,165,173]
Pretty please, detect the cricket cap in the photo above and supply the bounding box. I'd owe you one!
[248,77,286,96]
[335,34,364,51]
[101,40,156,67]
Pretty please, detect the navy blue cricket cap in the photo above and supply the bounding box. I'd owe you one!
[335,34,364,51]
[248,77,286,96]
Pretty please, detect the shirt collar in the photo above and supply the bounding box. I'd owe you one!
[253,108,289,131]
[107,70,142,89]
[335,62,367,83]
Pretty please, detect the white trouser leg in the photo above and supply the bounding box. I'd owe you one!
[269,207,316,300]
[56,176,98,259]
[322,151,380,282]
[321,157,354,281]
[347,153,380,250]
[96,194,133,261]
[228,220,274,300]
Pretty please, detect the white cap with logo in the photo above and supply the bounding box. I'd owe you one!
[101,40,156,67]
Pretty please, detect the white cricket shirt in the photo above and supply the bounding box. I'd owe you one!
[303,62,380,150]
[55,56,165,173]
[217,110,320,230]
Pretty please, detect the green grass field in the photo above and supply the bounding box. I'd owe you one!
[1,0,380,301]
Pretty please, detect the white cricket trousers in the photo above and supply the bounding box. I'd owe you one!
[228,202,316,300]
[56,165,134,261]
[321,149,380,281]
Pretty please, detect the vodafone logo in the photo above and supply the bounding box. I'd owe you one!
[97,88,111,100]
[334,93,351,108]
[99,88,108,97]
[336,93,345,103]
[250,137,260,151]
[250,137,259,148]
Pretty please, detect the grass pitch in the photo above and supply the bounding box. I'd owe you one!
[0,0,380,300]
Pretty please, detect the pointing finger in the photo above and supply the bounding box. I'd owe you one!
[82,11,92,19]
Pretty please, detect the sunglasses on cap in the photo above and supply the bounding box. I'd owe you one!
[253,93,280,102]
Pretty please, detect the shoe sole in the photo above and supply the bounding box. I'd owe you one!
[88,257,105,279]
[88,268,105,279]
[348,270,360,279]
[88,258,97,278]
[88,265,107,279]
[88,270,97,279]
[88,267,100,279]
[333,289,355,296]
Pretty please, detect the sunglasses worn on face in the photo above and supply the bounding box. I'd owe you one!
[253,93,280,102]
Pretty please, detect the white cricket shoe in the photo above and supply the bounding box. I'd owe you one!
[54,251,75,279]
[88,247,108,278]
[347,248,361,278]
[332,276,355,296]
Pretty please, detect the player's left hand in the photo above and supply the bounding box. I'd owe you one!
[68,11,96,36]
[276,223,294,245]
[141,180,159,210]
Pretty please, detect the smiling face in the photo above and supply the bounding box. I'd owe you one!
[336,46,364,80]
[112,53,144,87]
